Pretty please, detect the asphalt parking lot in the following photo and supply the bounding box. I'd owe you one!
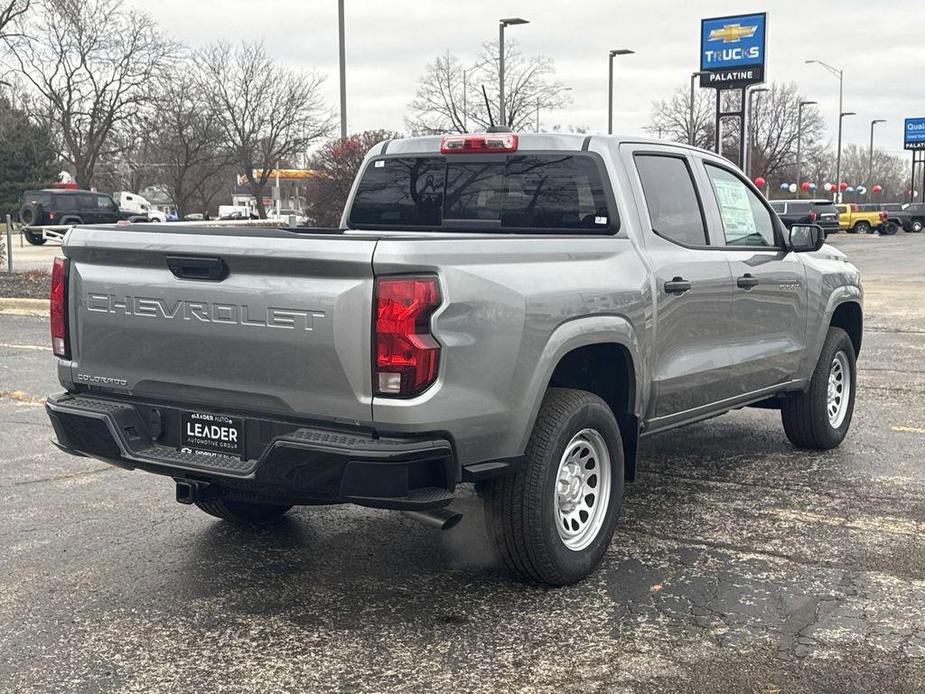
[1,233,924,693]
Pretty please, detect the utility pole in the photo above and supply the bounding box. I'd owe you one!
[746,87,768,179]
[608,49,634,135]
[498,18,529,128]
[796,100,818,199]
[338,0,347,139]
[868,119,886,202]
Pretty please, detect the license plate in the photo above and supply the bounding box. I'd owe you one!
[181,411,245,458]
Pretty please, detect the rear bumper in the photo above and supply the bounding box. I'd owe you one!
[46,392,459,510]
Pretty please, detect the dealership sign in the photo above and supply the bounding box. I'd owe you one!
[700,12,767,88]
[905,118,925,151]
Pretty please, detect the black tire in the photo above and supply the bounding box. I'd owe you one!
[781,327,856,450]
[24,229,46,246]
[880,222,898,236]
[853,221,871,234]
[194,497,292,526]
[482,387,624,586]
[19,203,40,226]
[59,217,82,225]
[912,220,924,233]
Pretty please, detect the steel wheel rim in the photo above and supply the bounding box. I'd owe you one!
[554,428,611,552]
[827,351,851,428]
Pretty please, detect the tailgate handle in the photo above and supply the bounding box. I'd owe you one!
[166,256,228,281]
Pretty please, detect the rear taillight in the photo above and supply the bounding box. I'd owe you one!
[374,276,441,396]
[809,210,817,222]
[50,257,69,359]
[440,133,518,154]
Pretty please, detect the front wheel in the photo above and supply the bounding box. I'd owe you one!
[195,497,292,526]
[482,388,624,586]
[880,222,898,236]
[912,220,924,233]
[781,327,856,450]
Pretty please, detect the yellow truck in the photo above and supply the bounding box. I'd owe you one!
[836,203,888,234]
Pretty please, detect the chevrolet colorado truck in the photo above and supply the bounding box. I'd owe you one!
[836,203,888,234]
[45,132,863,585]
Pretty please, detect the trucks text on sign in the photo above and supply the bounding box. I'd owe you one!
[700,12,767,89]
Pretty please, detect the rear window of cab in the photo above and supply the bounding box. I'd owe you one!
[348,154,616,233]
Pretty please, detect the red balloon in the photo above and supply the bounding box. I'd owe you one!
[839,182,849,191]
[754,177,766,188]
[800,182,811,192]
[872,184,882,193]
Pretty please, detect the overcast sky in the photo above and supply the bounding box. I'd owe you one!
[138,0,924,159]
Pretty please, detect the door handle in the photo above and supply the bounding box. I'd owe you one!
[736,274,759,290]
[664,277,692,295]
[166,255,229,281]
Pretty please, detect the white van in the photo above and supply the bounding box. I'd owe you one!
[114,192,166,222]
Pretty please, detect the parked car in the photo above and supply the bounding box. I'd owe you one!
[218,209,259,220]
[18,189,150,245]
[769,199,840,236]
[45,132,862,585]
[900,203,925,233]
[835,203,888,234]
[183,213,205,221]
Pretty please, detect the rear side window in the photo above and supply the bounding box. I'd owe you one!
[76,193,96,210]
[769,201,785,213]
[349,154,613,232]
[634,154,708,246]
[788,202,812,215]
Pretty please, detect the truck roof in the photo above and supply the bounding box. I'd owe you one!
[378,132,710,157]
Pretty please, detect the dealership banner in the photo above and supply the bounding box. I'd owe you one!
[700,12,767,89]
[905,118,925,151]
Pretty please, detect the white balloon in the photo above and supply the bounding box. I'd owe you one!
[789,183,798,194]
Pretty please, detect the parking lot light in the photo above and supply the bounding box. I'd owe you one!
[608,49,634,135]
[796,100,818,199]
[868,119,886,201]
[806,59,846,202]
[499,18,529,127]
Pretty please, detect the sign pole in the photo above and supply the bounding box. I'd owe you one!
[714,89,722,154]
[739,87,748,171]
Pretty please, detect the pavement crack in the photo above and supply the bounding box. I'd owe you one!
[9,466,115,487]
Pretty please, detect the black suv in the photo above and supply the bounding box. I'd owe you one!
[860,204,905,235]
[769,199,840,236]
[19,189,149,245]
[901,203,925,233]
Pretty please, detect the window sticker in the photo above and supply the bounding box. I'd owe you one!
[712,176,757,242]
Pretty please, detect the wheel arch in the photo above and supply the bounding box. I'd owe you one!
[520,316,644,482]
[830,300,863,356]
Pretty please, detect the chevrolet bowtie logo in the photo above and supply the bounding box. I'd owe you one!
[708,23,757,43]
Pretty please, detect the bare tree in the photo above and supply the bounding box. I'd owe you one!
[196,41,332,219]
[406,40,571,134]
[837,144,908,201]
[7,0,174,188]
[147,63,232,218]
[0,0,28,38]
[645,84,716,149]
[645,81,825,182]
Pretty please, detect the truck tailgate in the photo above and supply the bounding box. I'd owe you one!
[64,227,376,425]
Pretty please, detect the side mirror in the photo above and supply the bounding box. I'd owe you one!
[789,224,825,252]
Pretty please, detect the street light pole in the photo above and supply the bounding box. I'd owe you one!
[338,0,346,139]
[796,100,818,199]
[498,18,529,128]
[868,119,886,201]
[608,49,634,135]
[746,86,768,179]
[838,111,856,201]
[806,59,845,201]
[689,72,706,145]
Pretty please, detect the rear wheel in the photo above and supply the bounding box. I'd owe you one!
[781,327,856,450]
[853,221,871,234]
[194,497,292,526]
[482,388,624,586]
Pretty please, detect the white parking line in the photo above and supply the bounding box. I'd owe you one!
[0,343,50,351]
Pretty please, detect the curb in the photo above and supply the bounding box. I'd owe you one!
[0,298,48,316]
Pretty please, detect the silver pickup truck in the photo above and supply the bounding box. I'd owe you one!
[45,132,862,585]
